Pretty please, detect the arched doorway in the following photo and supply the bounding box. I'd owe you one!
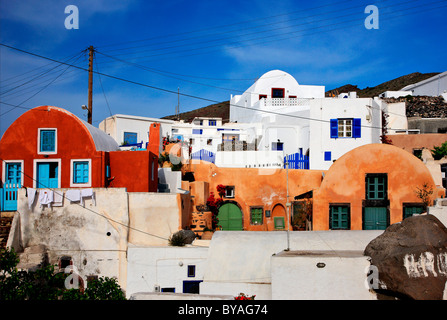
[271,204,287,230]
[217,202,243,231]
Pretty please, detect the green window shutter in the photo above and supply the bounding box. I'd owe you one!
[404,206,424,219]
[367,175,387,200]
[331,206,349,229]
[250,207,263,225]
[274,217,285,229]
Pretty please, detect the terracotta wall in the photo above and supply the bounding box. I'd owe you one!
[388,133,447,154]
[186,162,325,231]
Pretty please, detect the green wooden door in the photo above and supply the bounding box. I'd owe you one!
[364,207,387,230]
[217,203,243,231]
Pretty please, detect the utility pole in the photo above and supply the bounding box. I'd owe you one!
[87,45,94,124]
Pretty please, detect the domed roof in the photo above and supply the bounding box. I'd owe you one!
[247,70,300,95]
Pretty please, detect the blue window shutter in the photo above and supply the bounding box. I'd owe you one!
[353,118,361,138]
[73,161,89,184]
[324,151,331,161]
[40,130,55,152]
[330,119,338,138]
[124,132,137,145]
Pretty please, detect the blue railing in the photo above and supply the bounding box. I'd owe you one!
[284,153,309,169]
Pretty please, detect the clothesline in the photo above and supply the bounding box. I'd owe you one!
[26,187,96,210]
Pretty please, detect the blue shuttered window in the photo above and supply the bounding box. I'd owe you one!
[192,129,203,135]
[330,118,361,139]
[73,161,89,184]
[40,129,56,152]
[353,118,361,138]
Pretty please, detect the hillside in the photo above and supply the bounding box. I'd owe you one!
[162,100,230,123]
[326,72,440,97]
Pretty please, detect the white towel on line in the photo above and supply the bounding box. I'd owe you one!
[65,189,81,202]
[80,188,95,206]
[53,190,64,207]
[27,188,37,209]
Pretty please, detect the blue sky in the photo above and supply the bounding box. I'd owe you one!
[1,0,447,137]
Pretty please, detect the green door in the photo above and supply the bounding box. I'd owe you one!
[364,207,387,230]
[217,203,243,231]
[404,206,424,219]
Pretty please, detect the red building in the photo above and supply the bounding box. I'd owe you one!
[0,106,159,210]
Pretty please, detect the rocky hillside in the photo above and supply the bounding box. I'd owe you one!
[326,72,439,98]
[384,96,447,118]
[162,100,230,123]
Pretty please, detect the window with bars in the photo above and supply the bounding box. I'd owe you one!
[250,207,263,225]
[366,174,387,200]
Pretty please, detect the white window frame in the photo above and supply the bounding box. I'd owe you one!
[33,159,61,188]
[70,159,92,188]
[37,128,58,155]
[338,119,352,138]
[2,160,24,185]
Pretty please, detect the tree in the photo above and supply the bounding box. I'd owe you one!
[431,141,447,160]
[0,247,126,300]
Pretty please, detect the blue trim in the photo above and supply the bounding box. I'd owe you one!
[330,119,338,138]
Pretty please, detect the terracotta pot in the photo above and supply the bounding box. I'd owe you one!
[201,231,214,240]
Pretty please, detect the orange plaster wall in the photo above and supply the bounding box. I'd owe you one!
[187,161,325,231]
[313,143,439,230]
[388,133,447,154]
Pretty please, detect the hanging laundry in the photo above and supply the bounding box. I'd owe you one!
[27,188,37,209]
[38,189,54,209]
[66,189,81,203]
[53,190,64,207]
[80,188,95,206]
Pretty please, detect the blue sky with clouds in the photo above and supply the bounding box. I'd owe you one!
[1,0,447,137]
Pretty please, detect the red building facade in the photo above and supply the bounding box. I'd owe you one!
[0,106,159,210]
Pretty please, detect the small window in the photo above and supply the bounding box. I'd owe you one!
[207,139,213,145]
[330,118,361,139]
[272,88,285,98]
[192,129,203,135]
[209,120,216,126]
[73,161,89,184]
[187,265,196,277]
[259,94,267,100]
[225,186,235,198]
[272,142,283,151]
[324,151,331,161]
[250,207,263,225]
[330,205,350,230]
[274,217,285,229]
[366,174,387,200]
[39,129,56,153]
[403,205,424,219]
[161,288,175,293]
[123,132,137,145]
[289,95,297,99]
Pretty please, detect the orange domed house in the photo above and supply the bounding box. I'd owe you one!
[0,106,159,210]
[312,143,444,230]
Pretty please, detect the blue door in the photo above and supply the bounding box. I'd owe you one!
[1,163,22,211]
[37,162,59,188]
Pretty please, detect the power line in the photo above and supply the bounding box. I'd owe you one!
[0,43,417,131]
[97,0,357,50]
[98,0,444,63]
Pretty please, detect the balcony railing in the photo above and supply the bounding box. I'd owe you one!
[259,98,310,108]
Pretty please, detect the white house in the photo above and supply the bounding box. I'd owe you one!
[401,71,447,98]
[99,114,175,153]
[308,97,383,170]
